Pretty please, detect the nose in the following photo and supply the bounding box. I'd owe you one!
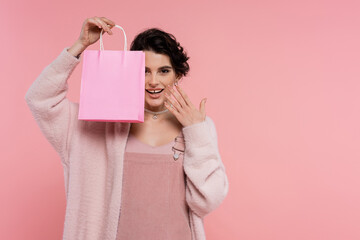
[147,73,160,85]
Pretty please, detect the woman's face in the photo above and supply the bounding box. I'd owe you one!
[144,50,180,111]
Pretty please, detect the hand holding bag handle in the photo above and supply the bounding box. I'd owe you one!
[99,24,127,51]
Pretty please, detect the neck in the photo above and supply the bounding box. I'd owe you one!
[144,107,169,121]
[144,105,167,112]
[144,109,170,121]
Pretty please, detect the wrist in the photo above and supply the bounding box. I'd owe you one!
[182,119,211,147]
[67,40,87,59]
[183,119,206,129]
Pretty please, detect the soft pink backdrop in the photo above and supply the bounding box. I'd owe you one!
[2,0,360,239]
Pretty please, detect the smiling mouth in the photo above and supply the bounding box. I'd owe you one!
[146,89,164,94]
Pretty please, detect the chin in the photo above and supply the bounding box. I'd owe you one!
[145,100,164,106]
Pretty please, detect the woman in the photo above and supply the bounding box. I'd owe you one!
[25,16,229,240]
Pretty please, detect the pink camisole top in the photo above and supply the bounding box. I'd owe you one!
[116,130,192,240]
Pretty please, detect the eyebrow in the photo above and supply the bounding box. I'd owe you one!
[145,66,173,70]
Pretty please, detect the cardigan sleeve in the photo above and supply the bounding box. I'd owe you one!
[182,115,229,218]
[24,47,81,166]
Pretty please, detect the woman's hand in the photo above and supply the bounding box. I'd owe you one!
[77,16,116,48]
[164,84,207,127]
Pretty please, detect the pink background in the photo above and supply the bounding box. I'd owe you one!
[2,0,360,239]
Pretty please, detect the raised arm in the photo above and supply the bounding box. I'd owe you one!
[182,116,229,218]
[24,17,116,166]
[24,46,82,166]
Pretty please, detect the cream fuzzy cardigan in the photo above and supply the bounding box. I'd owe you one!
[24,47,229,240]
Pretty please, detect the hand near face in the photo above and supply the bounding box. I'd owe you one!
[164,84,207,127]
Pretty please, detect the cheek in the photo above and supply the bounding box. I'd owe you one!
[144,77,175,86]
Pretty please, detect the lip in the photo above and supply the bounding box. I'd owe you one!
[145,89,164,94]
[146,89,164,98]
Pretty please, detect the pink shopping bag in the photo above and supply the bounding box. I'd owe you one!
[78,24,145,122]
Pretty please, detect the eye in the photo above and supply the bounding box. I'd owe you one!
[161,69,169,73]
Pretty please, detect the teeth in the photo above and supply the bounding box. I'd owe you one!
[149,89,162,93]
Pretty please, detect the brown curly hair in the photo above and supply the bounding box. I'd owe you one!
[130,28,190,79]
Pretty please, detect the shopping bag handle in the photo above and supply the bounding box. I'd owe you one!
[99,24,127,51]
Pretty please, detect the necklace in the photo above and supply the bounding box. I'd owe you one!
[144,108,169,119]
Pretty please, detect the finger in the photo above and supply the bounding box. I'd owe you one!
[164,101,180,117]
[175,85,196,109]
[95,17,112,34]
[94,17,112,35]
[164,92,181,113]
[87,18,103,30]
[200,98,207,116]
[167,85,187,108]
[87,18,106,35]
[97,17,114,32]
[100,17,116,28]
